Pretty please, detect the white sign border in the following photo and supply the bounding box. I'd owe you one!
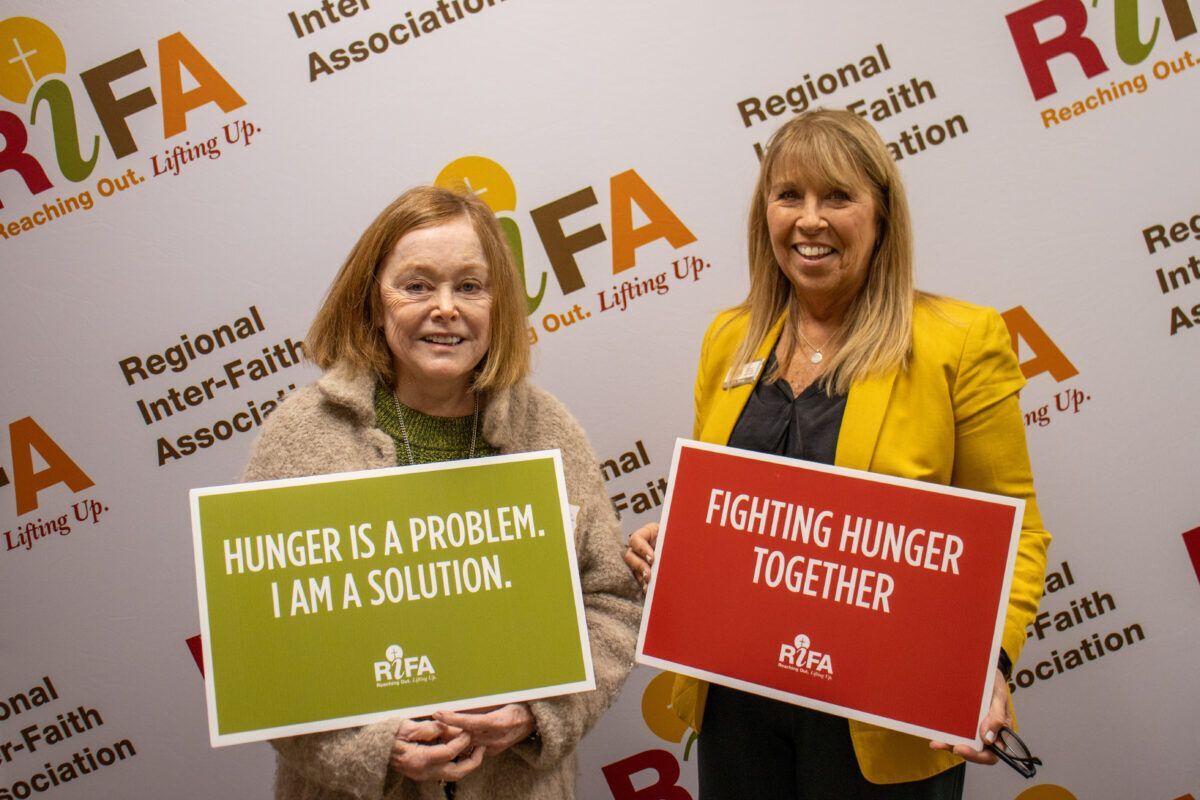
[635,438,1025,749]
[190,449,595,748]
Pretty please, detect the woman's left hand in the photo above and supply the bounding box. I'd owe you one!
[928,668,1010,764]
[623,522,659,590]
[434,703,536,757]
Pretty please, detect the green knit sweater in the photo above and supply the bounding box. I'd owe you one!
[373,383,499,465]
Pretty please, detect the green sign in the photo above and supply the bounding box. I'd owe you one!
[190,450,592,747]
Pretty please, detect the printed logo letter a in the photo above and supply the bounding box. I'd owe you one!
[8,417,94,515]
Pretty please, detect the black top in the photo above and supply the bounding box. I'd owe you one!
[727,351,847,466]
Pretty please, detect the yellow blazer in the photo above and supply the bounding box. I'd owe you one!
[671,296,1051,785]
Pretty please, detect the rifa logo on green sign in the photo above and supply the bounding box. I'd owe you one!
[374,644,436,687]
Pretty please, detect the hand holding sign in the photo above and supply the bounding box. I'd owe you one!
[435,703,536,756]
[389,718,482,781]
[624,522,658,589]
[929,668,1011,764]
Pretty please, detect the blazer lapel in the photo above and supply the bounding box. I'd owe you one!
[835,366,898,471]
[703,312,900,471]
[701,316,787,445]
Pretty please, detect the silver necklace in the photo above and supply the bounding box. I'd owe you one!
[390,390,479,465]
[795,326,833,364]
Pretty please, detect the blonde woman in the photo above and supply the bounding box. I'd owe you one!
[624,110,1050,798]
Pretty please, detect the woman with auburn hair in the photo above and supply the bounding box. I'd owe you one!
[244,185,641,800]
[625,109,1051,798]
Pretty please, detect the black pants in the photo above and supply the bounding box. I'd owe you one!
[697,685,966,800]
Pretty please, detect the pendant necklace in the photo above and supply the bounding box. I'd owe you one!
[795,326,834,365]
[391,389,479,466]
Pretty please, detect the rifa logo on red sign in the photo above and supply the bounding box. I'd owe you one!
[778,633,834,679]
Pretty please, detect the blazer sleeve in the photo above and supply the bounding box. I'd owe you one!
[949,308,1051,666]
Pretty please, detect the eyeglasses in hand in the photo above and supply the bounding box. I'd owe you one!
[985,726,1043,779]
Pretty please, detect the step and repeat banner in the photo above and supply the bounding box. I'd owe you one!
[2,1,1198,798]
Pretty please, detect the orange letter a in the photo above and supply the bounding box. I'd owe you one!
[610,170,696,274]
[158,32,246,138]
[1001,305,1079,383]
[9,417,94,515]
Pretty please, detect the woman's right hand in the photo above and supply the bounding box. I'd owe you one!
[623,522,659,591]
[389,718,484,781]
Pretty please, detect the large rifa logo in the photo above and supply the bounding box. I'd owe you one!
[1005,0,1198,101]
[433,156,698,331]
[373,643,436,687]
[778,633,834,678]
[0,16,245,213]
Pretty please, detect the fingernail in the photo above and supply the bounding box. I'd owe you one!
[984,730,996,744]
[646,553,653,564]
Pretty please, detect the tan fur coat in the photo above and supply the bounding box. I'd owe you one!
[243,363,642,800]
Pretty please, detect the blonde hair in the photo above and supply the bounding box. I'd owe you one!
[306,185,530,390]
[733,109,918,394]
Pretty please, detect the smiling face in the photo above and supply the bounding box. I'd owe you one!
[765,166,880,313]
[376,217,492,401]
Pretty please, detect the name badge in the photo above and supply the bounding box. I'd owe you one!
[724,359,763,389]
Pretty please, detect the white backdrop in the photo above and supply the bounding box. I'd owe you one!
[2,2,1199,798]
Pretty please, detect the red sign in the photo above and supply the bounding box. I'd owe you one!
[637,440,1023,747]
